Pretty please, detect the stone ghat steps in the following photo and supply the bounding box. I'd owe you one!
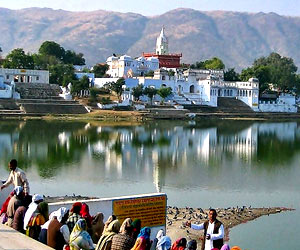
[20,103,88,114]
[0,99,21,110]
[16,99,78,104]
[217,97,254,113]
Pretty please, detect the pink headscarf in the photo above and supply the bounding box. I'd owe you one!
[220,244,231,250]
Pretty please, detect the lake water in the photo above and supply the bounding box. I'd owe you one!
[0,119,299,249]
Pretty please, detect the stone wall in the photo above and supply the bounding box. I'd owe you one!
[15,83,61,99]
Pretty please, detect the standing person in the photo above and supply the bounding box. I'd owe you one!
[1,159,30,195]
[186,209,224,250]
[6,186,23,227]
[23,194,44,231]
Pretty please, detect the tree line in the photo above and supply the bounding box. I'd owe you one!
[0,41,108,94]
[190,53,300,93]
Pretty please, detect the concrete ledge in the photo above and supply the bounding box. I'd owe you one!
[0,224,54,250]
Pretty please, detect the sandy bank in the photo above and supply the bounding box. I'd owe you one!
[166,206,294,245]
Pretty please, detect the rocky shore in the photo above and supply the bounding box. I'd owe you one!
[166,206,294,244]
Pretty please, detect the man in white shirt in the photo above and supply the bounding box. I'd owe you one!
[1,159,30,195]
[186,209,224,250]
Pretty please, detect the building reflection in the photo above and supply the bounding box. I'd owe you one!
[0,121,299,191]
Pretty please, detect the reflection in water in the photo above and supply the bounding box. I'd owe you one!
[0,120,299,191]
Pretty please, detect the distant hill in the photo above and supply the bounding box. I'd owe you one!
[0,7,300,70]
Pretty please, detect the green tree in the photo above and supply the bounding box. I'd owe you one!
[240,53,298,92]
[132,85,144,101]
[110,78,125,100]
[71,75,90,94]
[89,87,100,102]
[33,53,60,70]
[157,87,172,104]
[39,41,65,61]
[49,64,77,86]
[2,48,34,69]
[224,68,240,81]
[143,87,158,104]
[190,61,205,69]
[63,50,85,65]
[92,64,109,78]
[203,57,225,70]
[190,57,225,70]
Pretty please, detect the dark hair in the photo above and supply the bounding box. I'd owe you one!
[187,240,197,250]
[178,238,187,247]
[10,159,17,168]
[209,209,217,216]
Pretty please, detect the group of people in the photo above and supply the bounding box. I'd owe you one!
[0,159,243,250]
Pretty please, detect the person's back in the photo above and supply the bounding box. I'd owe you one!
[47,218,65,250]
[12,206,27,233]
[111,233,135,250]
[6,194,22,227]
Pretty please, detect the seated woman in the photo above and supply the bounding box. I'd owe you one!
[171,238,187,250]
[111,218,135,250]
[80,203,93,229]
[157,236,172,250]
[47,207,70,250]
[69,219,94,250]
[26,201,49,240]
[96,219,121,250]
[91,213,105,244]
[131,227,152,250]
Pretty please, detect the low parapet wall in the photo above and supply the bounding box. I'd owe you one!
[49,193,167,240]
[0,224,54,250]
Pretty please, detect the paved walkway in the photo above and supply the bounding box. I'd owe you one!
[0,224,54,250]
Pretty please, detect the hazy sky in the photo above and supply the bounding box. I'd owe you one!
[0,0,300,16]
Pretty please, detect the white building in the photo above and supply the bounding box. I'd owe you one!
[0,68,49,84]
[106,55,159,78]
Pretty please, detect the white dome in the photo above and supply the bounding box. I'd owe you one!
[106,56,118,62]
[119,55,132,61]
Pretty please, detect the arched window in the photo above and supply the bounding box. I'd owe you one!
[190,85,195,93]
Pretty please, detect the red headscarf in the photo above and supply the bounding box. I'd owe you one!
[0,191,14,215]
[171,238,187,250]
[80,202,92,227]
[70,202,82,214]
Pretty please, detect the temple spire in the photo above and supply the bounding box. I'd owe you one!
[156,26,169,55]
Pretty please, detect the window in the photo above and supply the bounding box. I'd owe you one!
[6,75,9,80]
[36,76,39,81]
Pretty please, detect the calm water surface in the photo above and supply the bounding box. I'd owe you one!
[0,120,299,249]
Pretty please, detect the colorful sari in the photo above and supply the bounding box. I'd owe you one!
[70,219,94,250]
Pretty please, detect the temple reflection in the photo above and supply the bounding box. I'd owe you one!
[0,120,299,192]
